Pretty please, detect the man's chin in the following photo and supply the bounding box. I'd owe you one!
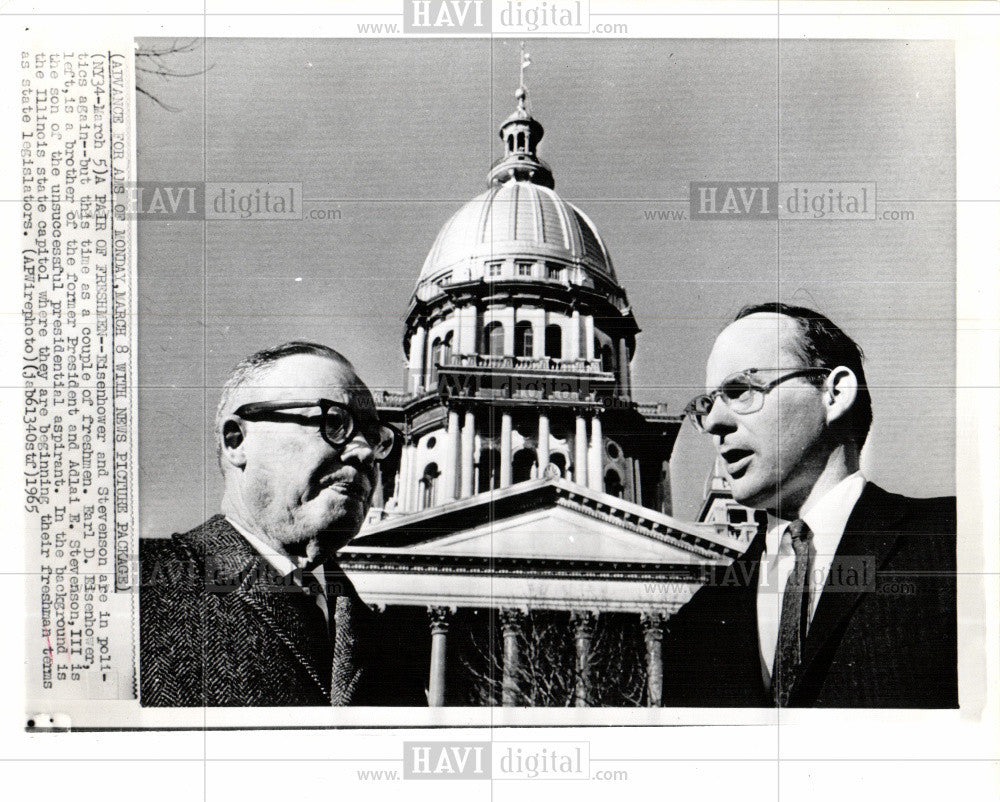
[728,477,775,512]
[316,512,367,552]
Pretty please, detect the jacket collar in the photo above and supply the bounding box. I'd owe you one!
[177,516,334,698]
[799,483,906,673]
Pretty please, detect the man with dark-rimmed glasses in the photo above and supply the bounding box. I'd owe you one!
[140,341,420,707]
[664,303,956,708]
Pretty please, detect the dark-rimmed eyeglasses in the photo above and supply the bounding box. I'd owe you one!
[684,368,831,433]
[233,399,395,460]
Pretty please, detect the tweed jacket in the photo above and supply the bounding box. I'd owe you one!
[140,515,414,707]
[662,484,958,708]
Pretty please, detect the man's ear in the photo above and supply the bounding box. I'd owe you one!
[823,366,858,427]
[221,418,248,469]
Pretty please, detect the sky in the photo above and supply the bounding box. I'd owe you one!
[135,37,955,538]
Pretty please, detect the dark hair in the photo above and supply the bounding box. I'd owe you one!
[734,302,873,445]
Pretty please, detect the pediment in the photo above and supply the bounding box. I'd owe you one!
[345,479,739,566]
[402,505,704,563]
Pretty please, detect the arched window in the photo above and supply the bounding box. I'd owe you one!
[514,321,533,358]
[477,448,500,494]
[516,131,525,151]
[548,452,567,479]
[544,324,562,359]
[605,469,624,499]
[601,343,614,373]
[512,449,537,484]
[420,463,440,510]
[507,134,514,151]
[429,337,443,385]
[483,322,504,357]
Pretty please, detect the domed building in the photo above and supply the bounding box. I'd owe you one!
[339,81,760,708]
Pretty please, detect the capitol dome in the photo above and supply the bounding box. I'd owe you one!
[415,181,617,292]
[412,84,623,303]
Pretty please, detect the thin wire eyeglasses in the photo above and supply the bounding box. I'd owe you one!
[684,368,832,433]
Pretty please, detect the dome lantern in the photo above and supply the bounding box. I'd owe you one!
[488,83,554,189]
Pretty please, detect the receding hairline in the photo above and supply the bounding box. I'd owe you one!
[214,346,366,441]
[715,311,812,365]
[222,351,363,408]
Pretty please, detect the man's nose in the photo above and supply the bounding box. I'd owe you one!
[340,431,376,468]
[703,394,736,437]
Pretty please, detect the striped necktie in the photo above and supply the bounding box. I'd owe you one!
[773,519,813,707]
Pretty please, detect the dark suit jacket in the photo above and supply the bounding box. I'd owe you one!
[662,484,957,708]
[140,516,424,707]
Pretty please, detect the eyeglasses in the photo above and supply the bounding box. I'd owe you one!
[684,368,831,433]
[233,399,396,460]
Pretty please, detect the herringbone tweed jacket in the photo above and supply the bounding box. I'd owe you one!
[140,515,414,707]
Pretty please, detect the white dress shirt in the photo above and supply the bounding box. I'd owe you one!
[757,472,866,686]
[226,517,330,624]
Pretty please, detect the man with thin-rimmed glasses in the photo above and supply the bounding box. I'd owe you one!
[663,303,956,708]
[140,341,419,706]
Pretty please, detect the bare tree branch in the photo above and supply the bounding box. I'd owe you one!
[135,39,212,111]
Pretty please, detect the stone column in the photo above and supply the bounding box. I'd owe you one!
[442,409,460,502]
[583,315,595,361]
[574,415,588,486]
[408,325,427,394]
[641,612,665,707]
[500,608,525,706]
[499,412,513,488]
[587,415,603,493]
[632,458,643,507]
[569,308,581,360]
[459,305,479,356]
[618,338,631,396]
[427,607,452,707]
[460,410,475,498]
[571,611,598,707]
[657,459,673,516]
[537,412,550,476]
[395,441,410,511]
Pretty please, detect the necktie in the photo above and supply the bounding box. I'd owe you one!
[285,567,335,691]
[772,519,813,707]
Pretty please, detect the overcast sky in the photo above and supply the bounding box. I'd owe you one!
[136,37,955,538]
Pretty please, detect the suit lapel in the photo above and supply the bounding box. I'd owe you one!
[725,532,771,703]
[324,563,367,706]
[799,484,904,674]
[234,557,334,699]
[184,517,334,700]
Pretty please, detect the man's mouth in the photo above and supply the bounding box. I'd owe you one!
[721,448,753,478]
[317,472,372,501]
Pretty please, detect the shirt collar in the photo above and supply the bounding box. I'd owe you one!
[765,472,867,556]
[226,516,315,579]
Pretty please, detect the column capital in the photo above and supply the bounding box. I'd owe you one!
[640,611,667,641]
[569,610,599,637]
[427,605,455,633]
[499,607,527,635]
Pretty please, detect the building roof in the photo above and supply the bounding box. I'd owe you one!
[415,180,617,291]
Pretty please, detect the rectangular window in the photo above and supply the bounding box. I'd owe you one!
[546,264,561,280]
[487,262,502,278]
[517,262,533,277]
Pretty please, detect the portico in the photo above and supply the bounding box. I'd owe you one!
[341,479,745,706]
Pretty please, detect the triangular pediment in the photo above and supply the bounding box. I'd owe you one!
[377,505,708,564]
[345,478,742,566]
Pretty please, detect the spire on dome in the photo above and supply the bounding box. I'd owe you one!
[487,48,554,189]
[519,44,531,100]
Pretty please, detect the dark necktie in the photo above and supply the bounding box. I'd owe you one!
[772,519,813,707]
[286,568,335,694]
